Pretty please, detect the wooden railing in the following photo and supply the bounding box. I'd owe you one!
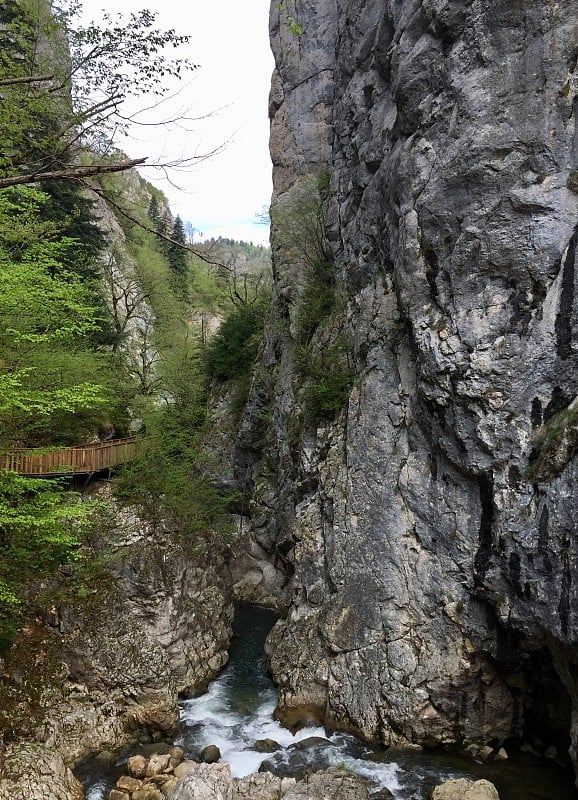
[0,436,140,476]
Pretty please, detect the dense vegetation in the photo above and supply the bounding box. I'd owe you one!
[273,172,353,425]
[0,0,270,652]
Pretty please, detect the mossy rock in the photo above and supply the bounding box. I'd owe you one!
[566,170,578,193]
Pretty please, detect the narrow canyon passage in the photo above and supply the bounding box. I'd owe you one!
[80,605,576,800]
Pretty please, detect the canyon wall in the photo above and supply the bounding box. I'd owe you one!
[239,0,578,774]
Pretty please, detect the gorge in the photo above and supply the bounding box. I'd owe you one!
[1,1,578,798]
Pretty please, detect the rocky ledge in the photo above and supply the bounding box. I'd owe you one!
[0,487,233,798]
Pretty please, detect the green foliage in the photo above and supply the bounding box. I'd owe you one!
[116,399,232,545]
[0,186,123,447]
[204,301,267,383]
[276,0,303,36]
[527,404,578,481]
[0,472,96,651]
[199,237,272,276]
[0,0,196,187]
[297,338,354,424]
[272,172,335,344]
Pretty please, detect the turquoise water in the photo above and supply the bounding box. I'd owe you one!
[80,604,577,799]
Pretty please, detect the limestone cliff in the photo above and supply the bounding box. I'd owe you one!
[238,0,578,778]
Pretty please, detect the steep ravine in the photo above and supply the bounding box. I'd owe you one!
[236,0,578,783]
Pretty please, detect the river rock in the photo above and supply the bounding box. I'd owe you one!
[169,746,186,767]
[432,778,500,800]
[289,736,333,751]
[174,760,199,779]
[233,773,296,800]
[127,754,148,778]
[282,768,370,800]
[166,763,233,800]
[133,789,164,800]
[252,738,281,753]
[116,774,144,792]
[201,744,222,763]
[146,752,172,775]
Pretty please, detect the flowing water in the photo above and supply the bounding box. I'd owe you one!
[80,604,577,799]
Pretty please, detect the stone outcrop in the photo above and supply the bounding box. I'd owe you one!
[0,490,233,798]
[0,745,85,800]
[432,778,500,800]
[236,0,578,782]
[107,756,370,800]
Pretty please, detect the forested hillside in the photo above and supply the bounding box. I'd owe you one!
[0,0,270,657]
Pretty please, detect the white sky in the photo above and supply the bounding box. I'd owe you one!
[82,0,274,245]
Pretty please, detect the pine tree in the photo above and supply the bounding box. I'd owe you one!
[167,216,186,270]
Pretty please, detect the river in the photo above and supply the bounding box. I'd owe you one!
[81,604,577,799]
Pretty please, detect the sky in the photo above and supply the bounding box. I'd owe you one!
[82,0,274,245]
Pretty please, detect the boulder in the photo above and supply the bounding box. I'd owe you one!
[252,739,281,753]
[146,752,172,776]
[127,754,148,779]
[200,745,221,763]
[173,760,198,779]
[166,763,233,800]
[432,778,500,800]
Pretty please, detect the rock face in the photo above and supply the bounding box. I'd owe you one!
[238,0,578,781]
[0,490,233,798]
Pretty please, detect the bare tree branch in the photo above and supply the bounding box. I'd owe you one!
[80,179,231,271]
[0,74,55,86]
[0,159,147,189]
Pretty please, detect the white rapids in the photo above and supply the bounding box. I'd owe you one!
[177,669,402,794]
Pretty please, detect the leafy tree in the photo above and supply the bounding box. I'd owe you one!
[0,186,120,446]
[204,276,268,383]
[0,472,95,650]
[0,0,196,188]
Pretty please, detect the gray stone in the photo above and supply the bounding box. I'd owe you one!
[166,763,233,800]
[237,0,578,785]
[432,779,500,800]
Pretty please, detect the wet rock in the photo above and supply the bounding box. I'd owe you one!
[127,754,148,779]
[252,738,281,753]
[201,745,221,763]
[289,736,333,751]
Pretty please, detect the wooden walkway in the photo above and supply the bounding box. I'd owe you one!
[0,436,140,476]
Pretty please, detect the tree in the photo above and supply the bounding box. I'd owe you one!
[0,0,196,189]
[0,186,121,447]
[167,216,188,276]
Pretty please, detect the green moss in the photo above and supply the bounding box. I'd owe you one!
[567,170,578,194]
[527,404,578,481]
[298,338,354,425]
